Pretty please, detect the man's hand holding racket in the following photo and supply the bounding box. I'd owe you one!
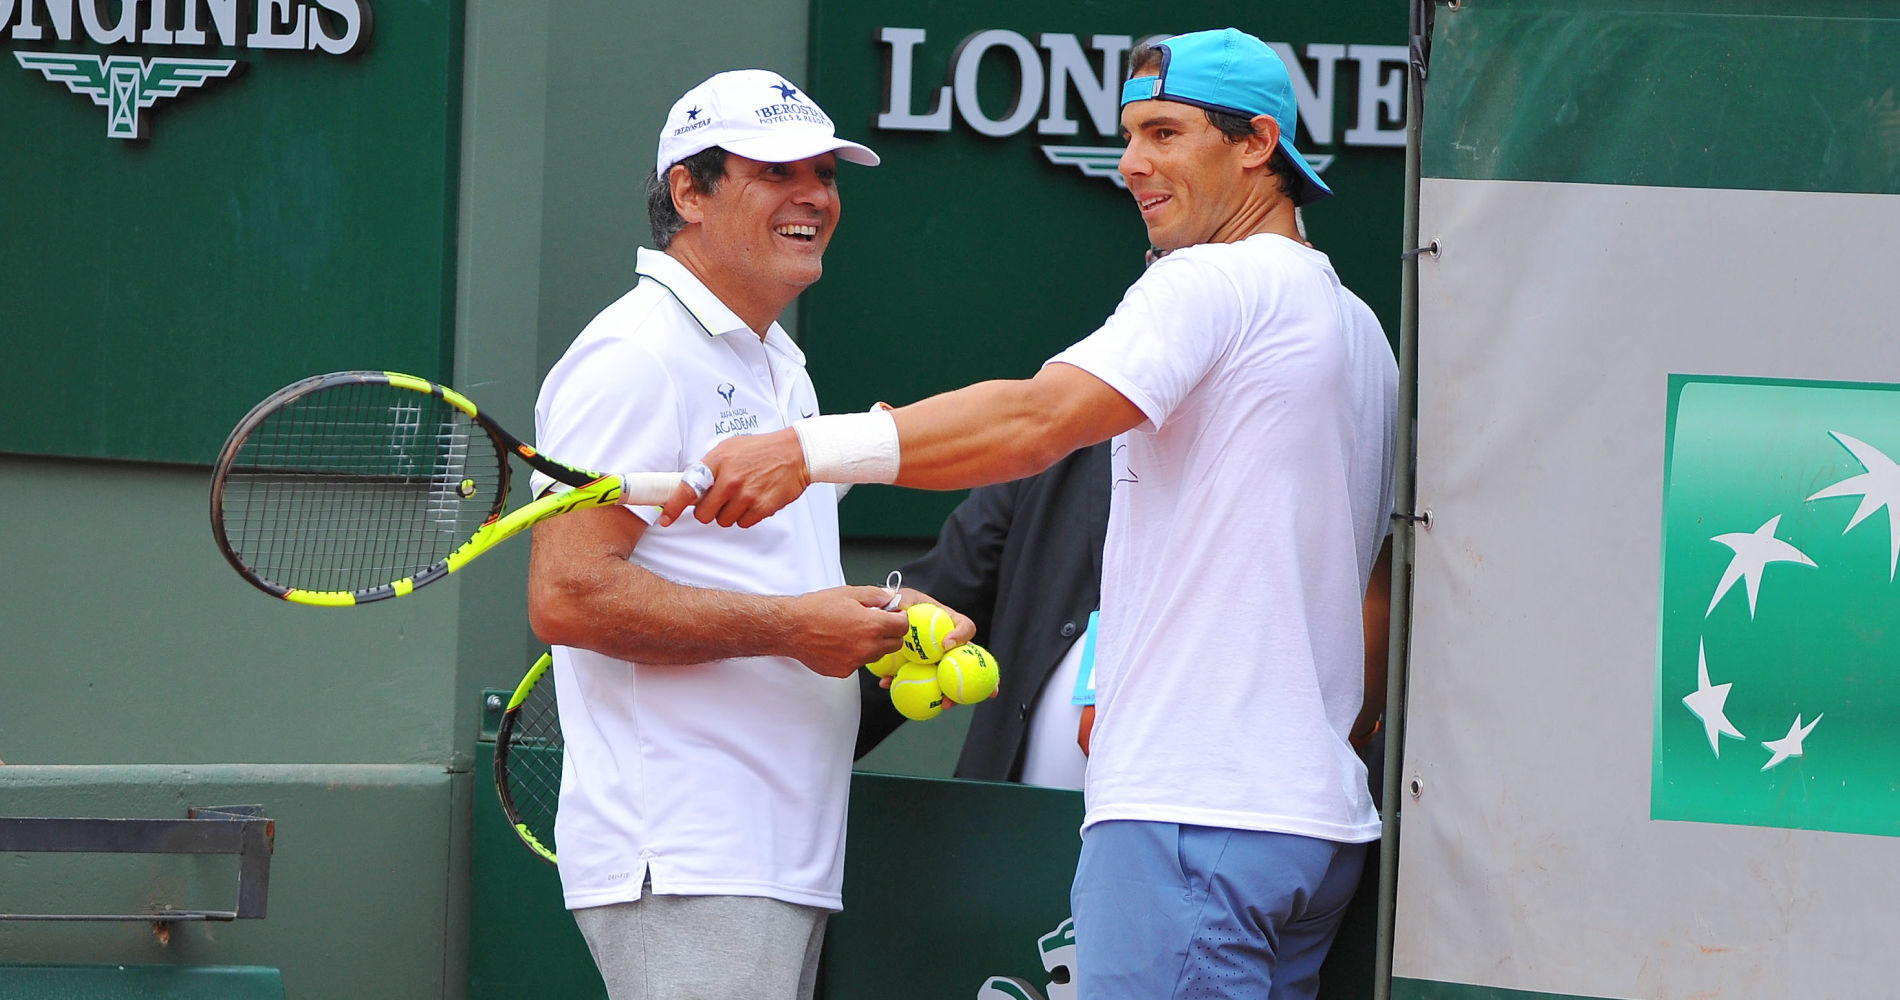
[661,397,910,529]
[660,427,812,529]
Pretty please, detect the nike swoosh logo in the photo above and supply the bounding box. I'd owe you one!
[801,410,815,419]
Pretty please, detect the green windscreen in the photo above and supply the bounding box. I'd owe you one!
[1423,0,1900,193]
[0,1,463,465]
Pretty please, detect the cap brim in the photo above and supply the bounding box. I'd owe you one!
[1279,139,1333,206]
[719,133,881,167]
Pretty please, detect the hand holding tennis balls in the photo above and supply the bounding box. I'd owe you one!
[902,602,957,663]
[936,642,1000,704]
[861,597,985,721]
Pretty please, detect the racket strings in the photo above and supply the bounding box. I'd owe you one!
[502,669,564,857]
[220,381,508,594]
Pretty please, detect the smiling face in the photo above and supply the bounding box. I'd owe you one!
[670,151,841,332]
[1118,87,1276,252]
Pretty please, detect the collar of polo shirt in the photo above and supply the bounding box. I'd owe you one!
[634,248,807,361]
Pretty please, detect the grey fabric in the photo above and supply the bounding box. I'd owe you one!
[574,893,828,1000]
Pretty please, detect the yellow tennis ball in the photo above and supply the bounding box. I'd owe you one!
[864,648,912,679]
[903,603,955,664]
[889,662,946,721]
[936,642,999,704]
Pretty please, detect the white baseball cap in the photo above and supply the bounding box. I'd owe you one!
[656,69,880,173]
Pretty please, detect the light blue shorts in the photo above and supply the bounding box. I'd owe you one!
[1070,820,1367,1000]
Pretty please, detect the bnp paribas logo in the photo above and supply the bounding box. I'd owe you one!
[873,27,1406,189]
[1653,374,1900,839]
[6,0,373,141]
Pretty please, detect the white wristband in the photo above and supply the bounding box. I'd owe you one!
[792,410,900,484]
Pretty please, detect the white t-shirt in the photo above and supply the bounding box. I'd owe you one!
[1019,635,1088,790]
[532,248,856,911]
[1047,233,1397,844]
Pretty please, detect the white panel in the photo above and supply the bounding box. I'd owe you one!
[1396,178,1900,999]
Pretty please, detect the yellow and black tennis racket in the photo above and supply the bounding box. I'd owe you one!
[495,651,562,865]
[210,371,708,606]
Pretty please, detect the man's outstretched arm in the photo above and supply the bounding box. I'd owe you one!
[662,362,1144,528]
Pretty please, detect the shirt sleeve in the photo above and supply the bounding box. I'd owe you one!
[1044,250,1245,432]
[531,334,686,523]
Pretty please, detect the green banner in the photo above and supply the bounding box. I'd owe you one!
[1654,375,1900,837]
[1423,0,1900,194]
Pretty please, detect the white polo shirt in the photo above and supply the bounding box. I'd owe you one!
[1048,234,1397,845]
[531,247,856,911]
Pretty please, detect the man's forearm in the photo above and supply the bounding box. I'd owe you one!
[789,380,1071,492]
[888,379,1085,490]
[532,557,805,665]
[813,366,1138,490]
[1353,536,1396,745]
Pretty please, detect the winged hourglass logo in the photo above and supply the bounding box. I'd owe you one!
[14,51,239,140]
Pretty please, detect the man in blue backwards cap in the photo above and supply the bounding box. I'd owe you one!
[668,29,1399,997]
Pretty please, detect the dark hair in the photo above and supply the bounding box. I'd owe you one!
[1126,40,1300,202]
[645,146,729,249]
[1128,39,1166,77]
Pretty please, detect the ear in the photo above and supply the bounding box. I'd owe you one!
[1239,114,1281,170]
[669,164,708,225]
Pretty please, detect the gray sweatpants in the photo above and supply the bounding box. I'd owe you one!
[573,892,829,1000]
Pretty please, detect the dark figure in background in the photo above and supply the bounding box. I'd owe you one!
[856,443,1109,785]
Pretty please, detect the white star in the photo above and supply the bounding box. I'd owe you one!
[1682,641,1744,756]
[1760,713,1823,771]
[1707,515,1815,618]
[1807,431,1900,581]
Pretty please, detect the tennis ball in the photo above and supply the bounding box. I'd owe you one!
[864,648,912,679]
[936,642,999,704]
[889,662,946,721]
[903,603,956,664]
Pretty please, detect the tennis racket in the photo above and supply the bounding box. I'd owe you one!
[495,651,563,865]
[210,370,709,606]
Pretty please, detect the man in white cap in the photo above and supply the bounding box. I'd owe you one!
[525,69,968,999]
[667,31,1398,998]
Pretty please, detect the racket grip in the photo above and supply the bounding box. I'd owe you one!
[617,464,712,506]
[617,473,687,506]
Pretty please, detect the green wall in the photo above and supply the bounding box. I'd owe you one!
[0,0,463,465]
[0,456,467,766]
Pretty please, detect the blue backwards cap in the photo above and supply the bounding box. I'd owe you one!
[1120,28,1333,206]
